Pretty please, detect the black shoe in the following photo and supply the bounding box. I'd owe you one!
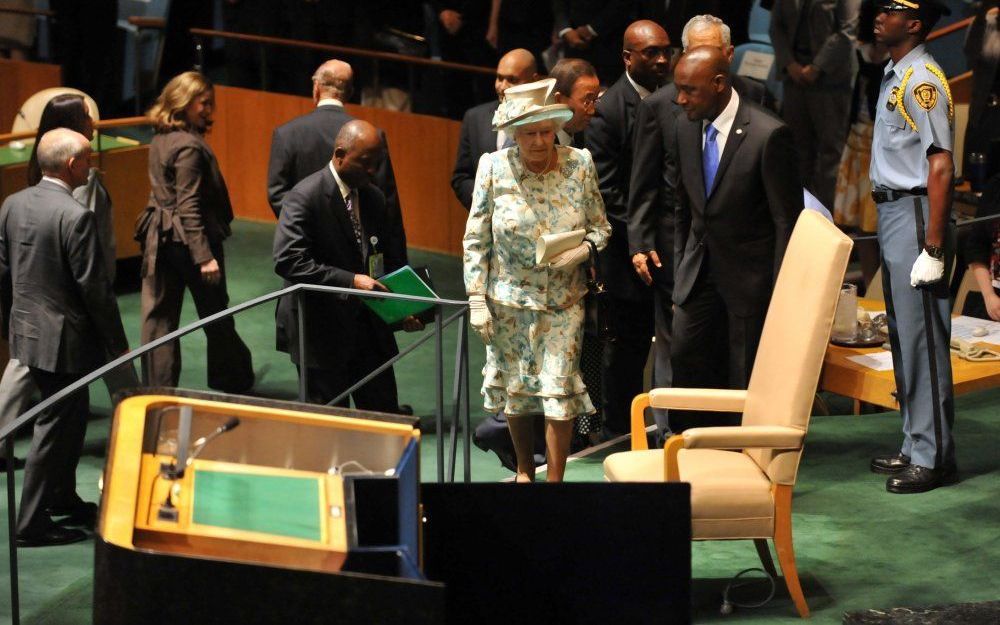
[886,464,957,494]
[47,501,98,528]
[870,453,911,474]
[16,525,88,548]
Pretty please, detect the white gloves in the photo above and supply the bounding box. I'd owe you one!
[910,249,945,287]
[548,243,591,270]
[469,295,494,344]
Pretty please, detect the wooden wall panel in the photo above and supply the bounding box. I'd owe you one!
[99,146,151,259]
[210,86,468,256]
[0,58,61,132]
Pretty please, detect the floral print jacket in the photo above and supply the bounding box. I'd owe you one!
[463,146,611,310]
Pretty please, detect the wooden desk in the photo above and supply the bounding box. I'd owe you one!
[820,300,1000,412]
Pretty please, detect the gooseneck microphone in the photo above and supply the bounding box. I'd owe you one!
[186,417,241,468]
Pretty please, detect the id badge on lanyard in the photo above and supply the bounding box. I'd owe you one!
[367,235,384,278]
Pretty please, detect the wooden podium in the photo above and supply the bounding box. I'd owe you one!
[94,388,443,624]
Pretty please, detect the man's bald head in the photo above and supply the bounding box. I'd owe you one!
[312,59,354,103]
[37,127,91,186]
[495,48,538,99]
[622,19,671,91]
[333,120,383,188]
[672,46,732,122]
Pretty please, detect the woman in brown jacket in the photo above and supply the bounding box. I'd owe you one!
[138,71,253,392]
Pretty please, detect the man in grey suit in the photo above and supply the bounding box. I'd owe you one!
[0,129,129,547]
[770,0,860,209]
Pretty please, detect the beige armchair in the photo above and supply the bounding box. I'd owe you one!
[603,210,853,618]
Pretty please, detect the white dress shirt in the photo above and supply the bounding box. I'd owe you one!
[702,88,741,163]
[328,162,366,254]
[625,71,652,100]
[317,98,344,108]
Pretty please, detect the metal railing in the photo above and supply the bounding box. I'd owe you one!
[0,282,471,625]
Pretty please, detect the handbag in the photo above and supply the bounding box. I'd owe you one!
[583,240,614,342]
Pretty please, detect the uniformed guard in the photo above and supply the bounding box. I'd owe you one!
[869,0,957,493]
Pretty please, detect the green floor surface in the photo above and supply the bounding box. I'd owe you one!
[1,220,997,623]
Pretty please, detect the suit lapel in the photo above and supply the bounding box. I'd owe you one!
[708,101,750,199]
[678,117,706,205]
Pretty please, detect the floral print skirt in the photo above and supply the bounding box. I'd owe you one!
[481,301,595,420]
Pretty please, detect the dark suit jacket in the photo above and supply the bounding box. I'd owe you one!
[146,130,233,267]
[552,0,635,81]
[0,180,128,374]
[627,75,774,288]
[451,100,499,210]
[586,72,652,300]
[965,3,1000,131]
[673,96,802,317]
[267,104,407,264]
[273,167,404,370]
[769,0,860,87]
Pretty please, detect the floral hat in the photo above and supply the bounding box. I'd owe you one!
[491,78,573,131]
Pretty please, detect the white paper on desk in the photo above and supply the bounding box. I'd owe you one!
[951,316,1000,343]
[536,229,586,264]
[846,351,894,371]
[737,50,775,81]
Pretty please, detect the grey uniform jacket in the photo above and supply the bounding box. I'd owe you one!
[0,180,128,374]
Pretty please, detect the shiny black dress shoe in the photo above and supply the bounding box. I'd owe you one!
[16,525,88,548]
[886,464,957,494]
[47,501,98,528]
[870,453,911,474]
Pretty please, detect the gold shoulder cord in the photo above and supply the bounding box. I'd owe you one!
[924,63,954,123]
[897,67,917,131]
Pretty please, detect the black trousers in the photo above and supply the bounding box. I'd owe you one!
[600,295,655,435]
[669,274,766,433]
[17,369,89,536]
[141,242,254,393]
[297,317,400,413]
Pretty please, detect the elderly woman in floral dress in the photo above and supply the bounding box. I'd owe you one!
[463,79,611,483]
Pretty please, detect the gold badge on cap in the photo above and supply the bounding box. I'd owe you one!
[887,87,899,111]
[912,82,938,111]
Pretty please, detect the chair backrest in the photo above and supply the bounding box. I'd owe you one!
[952,267,981,316]
[742,211,854,484]
[11,87,100,136]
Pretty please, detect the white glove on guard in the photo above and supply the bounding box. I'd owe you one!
[909,249,945,287]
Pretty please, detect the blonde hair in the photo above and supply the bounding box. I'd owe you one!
[147,71,214,132]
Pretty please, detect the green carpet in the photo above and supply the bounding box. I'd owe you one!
[1,219,998,623]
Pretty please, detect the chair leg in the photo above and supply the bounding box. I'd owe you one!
[773,485,810,618]
[753,539,778,579]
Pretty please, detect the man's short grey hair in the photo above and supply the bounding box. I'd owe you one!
[312,68,352,98]
[681,14,732,51]
[36,128,89,175]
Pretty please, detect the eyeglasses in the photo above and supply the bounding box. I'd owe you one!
[626,46,671,61]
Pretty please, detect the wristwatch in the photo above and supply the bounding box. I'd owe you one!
[924,244,944,260]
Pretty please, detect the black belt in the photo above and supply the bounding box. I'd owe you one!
[871,188,927,204]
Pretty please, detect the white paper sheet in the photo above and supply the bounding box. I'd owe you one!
[951,316,1000,343]
[737,50,775,81]
[846,351,894,371]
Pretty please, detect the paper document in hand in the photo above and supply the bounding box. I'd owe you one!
[363,265,438,325]
[536,229,586,264]
[846,351,894,371]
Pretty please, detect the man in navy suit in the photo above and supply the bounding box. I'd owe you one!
[451,48,539,210]
[273,121,419,411]
[585,20,671,436]
[267,59,406,266]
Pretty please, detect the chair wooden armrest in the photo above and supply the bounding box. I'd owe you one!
[683,425,805,450]
[661,426,804,481]
[628,389,749,451]
[127,16,166,29]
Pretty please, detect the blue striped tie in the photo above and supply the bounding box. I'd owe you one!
[703,124,719,197]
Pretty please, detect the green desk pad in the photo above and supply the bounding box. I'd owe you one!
[0,134,140,167]
[192,470,323,542]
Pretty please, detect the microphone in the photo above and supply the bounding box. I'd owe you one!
[186,417,241,468]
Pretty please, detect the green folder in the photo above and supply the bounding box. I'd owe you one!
[363,265,437,325]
